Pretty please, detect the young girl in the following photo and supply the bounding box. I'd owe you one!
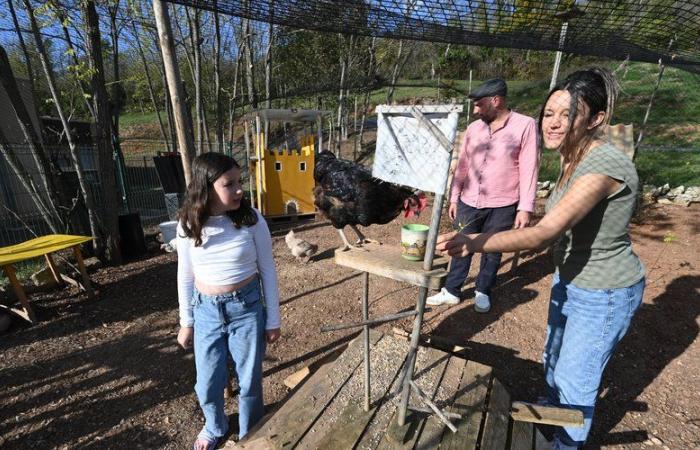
[176,152,281,450]
[437,68,645,449]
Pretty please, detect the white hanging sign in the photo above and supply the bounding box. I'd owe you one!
[372,105,462,194]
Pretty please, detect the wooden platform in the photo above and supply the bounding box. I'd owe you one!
[334,244,449,290]
[228,333,550,450]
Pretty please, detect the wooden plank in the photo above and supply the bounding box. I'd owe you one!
[509,420,534,450]
[480,378,511,450]
[44,253,63,285]
[412,355,466,450]
[283,366,310,390]
[374,347,451,449]
[376,105,464,114]
[236,331,384,448]
[410,107,453,154]
[442,360,493,450]
[309,335,410,449]
[534,428,550,450]
[334,244,448,290]
[511,402,584,428]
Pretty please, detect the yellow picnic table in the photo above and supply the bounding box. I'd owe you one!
[0,234,95,323]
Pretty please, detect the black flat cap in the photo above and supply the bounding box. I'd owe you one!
[468,78,507,99]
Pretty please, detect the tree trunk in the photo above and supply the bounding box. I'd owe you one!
[132,20,168,143]
[108,1,125,139]
[358,37,377,158]
[242,17,257,108]
[0,45,63,233]
[188,8,204,154]
[214,6,224,151]
[83,0,122,263]
[6,0,38,110]
[153,0,196,184]
[54,6,96,119]
[264,16,273,138]
[23,0,101,251]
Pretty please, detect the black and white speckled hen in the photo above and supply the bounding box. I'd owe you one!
[313,151,427,250]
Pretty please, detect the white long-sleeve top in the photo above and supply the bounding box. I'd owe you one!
[176,209,281,330]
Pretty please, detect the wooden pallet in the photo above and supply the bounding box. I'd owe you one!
[226,333,551,450]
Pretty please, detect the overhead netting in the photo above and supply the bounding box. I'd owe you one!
[167,0,700,73]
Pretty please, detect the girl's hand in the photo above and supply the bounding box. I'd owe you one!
[266,328,281,344]
[177,327,194,349]
[436,231,473,257]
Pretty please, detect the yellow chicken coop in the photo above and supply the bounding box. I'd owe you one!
[244,109,329,217]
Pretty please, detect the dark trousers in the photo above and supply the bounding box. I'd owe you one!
[444,200,517,297]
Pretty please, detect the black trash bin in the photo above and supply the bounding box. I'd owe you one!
[119,212,147,259]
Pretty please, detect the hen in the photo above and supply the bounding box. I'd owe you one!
[285,230,318,263]
[313,151,426,250]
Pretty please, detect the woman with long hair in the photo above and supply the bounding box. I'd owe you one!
[437,67,645,448]
[176,152,281,450]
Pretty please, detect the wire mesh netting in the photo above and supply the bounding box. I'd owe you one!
[0,0,699,248]
[169,0,700,73]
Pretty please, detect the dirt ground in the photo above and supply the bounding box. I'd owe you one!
[0,202,698,449]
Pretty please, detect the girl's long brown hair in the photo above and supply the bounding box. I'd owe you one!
[179,152,257,246]
[539,67,619,189]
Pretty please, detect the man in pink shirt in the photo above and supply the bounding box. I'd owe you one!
[428,78,539,312]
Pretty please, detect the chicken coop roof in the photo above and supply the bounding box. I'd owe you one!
[166,0,700,74]
[243,108,331,123]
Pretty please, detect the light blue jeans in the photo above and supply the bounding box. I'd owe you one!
[192,277,266,441]
[544,272,644,448]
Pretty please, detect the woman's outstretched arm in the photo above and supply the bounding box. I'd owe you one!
[437,173,621,257]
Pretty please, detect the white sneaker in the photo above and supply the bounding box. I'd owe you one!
[427,288,460,306]
[474,291,491,313]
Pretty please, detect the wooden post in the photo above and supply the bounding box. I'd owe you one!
[635,39,674,155]
[2,264,35,323]
[255,115,264,214]
[73,246,95,298]
[316,115,323,154]
[153,0,195,185]
[244,119,254,205]
[362,271,370,412]
[45,253,63,285]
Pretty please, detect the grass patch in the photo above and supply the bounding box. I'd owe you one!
[0,258,45,287]
[538,150,700,186]
[120,111,161,127]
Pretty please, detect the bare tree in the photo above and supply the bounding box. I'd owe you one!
[23,0,102,251]
[153,0,196,184]
[82,0,122,263]
[0,45,64,233]
[357,37,376,159]
[131,19,169,143]
[242,17,257,109]
[214,5,224,151]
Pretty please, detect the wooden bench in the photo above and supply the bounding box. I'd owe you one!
[0,234,94,323]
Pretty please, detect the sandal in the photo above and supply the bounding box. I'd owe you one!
[193,436,221,450]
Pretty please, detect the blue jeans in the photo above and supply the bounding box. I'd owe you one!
[444,201,517,297]
[544,272,645,448]
[192,277,266,441]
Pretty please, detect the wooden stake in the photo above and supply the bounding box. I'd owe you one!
[1,264,35,323]
[72,245,95,298]
[44,253,63,285]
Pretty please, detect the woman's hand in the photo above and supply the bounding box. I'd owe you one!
[436,231,474,257]
[177,326,194,349]
[266,328,281,344]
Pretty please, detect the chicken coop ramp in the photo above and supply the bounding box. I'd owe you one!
[373,104,462,194]
[225,331,554,450]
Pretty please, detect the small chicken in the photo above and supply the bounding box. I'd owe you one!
[285,230,318,263]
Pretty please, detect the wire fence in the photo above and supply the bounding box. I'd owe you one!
[0,140,249,247]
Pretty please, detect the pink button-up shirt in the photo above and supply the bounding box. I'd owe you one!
[450,111,539,212]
